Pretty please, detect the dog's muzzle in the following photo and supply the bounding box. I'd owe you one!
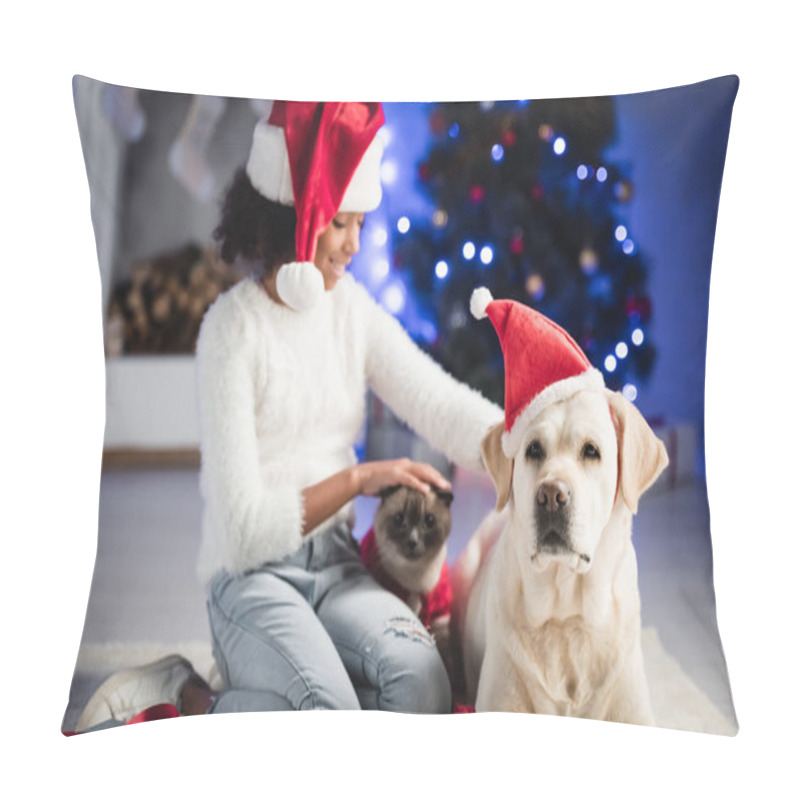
[533,480,591,569]
[535,479,572,553]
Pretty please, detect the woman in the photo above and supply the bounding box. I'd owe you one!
[75,101,502,730]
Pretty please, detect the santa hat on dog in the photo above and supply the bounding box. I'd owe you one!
[246,101,385,310]
[470,287,605,458]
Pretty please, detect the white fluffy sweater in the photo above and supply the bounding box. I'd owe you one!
[195,273,503,586]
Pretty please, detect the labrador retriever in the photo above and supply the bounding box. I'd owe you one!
[453,387,667,724]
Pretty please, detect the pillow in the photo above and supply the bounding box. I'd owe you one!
[63,75,738,736]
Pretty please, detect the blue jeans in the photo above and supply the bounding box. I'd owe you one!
[206,523,452,714]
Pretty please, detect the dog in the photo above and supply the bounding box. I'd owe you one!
[360,484,455,672]
[453,388,668,724]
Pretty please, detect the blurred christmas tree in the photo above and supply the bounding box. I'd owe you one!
[389,98,656,407]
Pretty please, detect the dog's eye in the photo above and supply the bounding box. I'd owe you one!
[424,513,435,527]
[526,440,544,461]
[582,442,601,460]
[393,512,405,526]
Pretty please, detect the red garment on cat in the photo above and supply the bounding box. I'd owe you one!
[360,527,452,629]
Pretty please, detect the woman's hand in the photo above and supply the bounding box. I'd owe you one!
[301,459,451,536]
[354,458,452,497]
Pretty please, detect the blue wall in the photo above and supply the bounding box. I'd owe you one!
[609,77,737,432]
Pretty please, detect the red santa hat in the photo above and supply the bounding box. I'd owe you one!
[246,100,384,260]
[245,101,384,310]
[470,287,605,458]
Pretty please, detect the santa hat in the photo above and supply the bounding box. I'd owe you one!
[470,287,605,458]
[245,101,385,310]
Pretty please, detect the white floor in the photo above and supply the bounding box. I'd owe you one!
[62,467,737,733]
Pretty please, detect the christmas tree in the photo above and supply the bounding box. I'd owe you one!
[387,98,655,407]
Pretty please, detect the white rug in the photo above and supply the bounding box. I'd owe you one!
[73,627,736,735]
[641,627,736,735]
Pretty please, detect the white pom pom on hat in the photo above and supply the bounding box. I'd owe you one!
[470,286,493,320]
[275,262,325,312]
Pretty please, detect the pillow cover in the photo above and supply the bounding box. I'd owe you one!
[64,75,738,735]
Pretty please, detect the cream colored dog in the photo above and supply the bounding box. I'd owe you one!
[454,388,668,724]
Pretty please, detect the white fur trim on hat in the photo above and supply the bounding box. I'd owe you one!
[470,287,493,320]
[339,136,384,213]
[501,368,606,458]
[246,122,294,205]
[275,261,325,311]
[245,120,384,213]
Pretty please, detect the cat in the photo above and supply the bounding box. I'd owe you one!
[360,484,455,675]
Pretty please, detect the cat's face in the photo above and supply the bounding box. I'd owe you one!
[374,484,453,562]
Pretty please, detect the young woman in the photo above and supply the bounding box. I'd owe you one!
[74,102,502,731]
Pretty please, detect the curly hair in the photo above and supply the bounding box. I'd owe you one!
[213,168,297,275]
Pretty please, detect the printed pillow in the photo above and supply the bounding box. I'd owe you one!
[63,75,738,736]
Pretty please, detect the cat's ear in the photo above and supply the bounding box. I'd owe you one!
[432,486,454,507]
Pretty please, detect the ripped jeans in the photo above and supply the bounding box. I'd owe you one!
[205,523,452,714]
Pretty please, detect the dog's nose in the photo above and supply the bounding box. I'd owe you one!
[537,480,570,512]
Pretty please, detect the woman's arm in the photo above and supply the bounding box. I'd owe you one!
[300,458,452,535]
[359,286,504,472]
[196,297,305,571]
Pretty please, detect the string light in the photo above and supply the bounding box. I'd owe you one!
[526,274,545,300]
[553,136,566,156]
[604,355,617,373]
[480,245,494,265]
[397,216,410,234]
[622,239,635,255]
[469,185,485,203]
[579,248,599,274]
[577,165,589,180]
[380,160,398,186]
[615,225,628,242]
[378,126,392,147]
[615,180,633,201]
[432,209,448,228]
[615,342,629,359]
[435,260,449,279]
[462,241,476,260]
[372,227,388,247]
[419,320,438,344]
[450,307,467,328]
[623,384,638,401]
[596,167,608,182]
[381,283,405,315]
[491,144,504,162]
[449,123,459,138]
[632,328,645,346]
[372,259,390,281]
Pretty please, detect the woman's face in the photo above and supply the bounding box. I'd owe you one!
[314,212,364,290]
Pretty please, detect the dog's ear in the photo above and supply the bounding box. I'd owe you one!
[606,390,669,514]
[481,422,513,511]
